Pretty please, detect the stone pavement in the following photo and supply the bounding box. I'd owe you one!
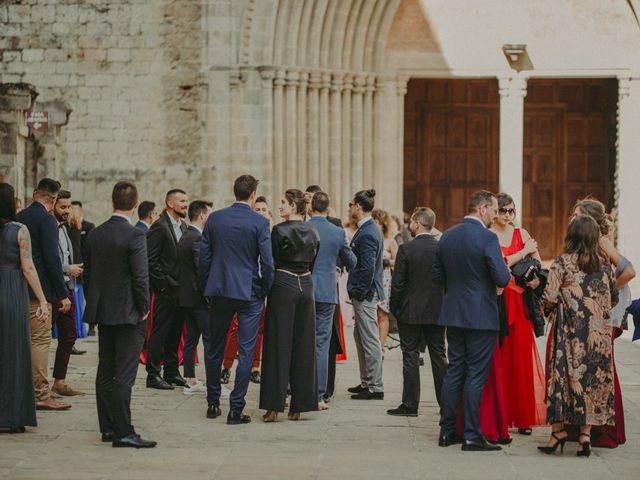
[1,327,639,480]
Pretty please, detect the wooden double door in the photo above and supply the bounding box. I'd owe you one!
[403,78,616,259]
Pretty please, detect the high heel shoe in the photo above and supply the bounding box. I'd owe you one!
[288,412,300,421]
[577,433,591,457]
[262,410,278,423]
[537,430,567,454]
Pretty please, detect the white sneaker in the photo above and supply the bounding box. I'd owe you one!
[183,382,207,395]
[220,385,231,397]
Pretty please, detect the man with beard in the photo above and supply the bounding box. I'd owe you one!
[51,190,85,396]
[145,189,189,390]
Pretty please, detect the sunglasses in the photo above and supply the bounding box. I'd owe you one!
[499,208,516,215]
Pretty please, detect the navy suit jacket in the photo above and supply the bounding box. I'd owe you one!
[200,202,274,301]
[16,201,67,302]
[432,217,511,331]
[309,216,356,304]
[135,221,149,234]
[347,217,385,302]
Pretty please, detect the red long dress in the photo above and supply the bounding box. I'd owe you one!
[499,228,546,428]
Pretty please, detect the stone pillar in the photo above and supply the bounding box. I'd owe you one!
[0,83,38,200]
[396,77,409,213]
[498,77,527,225]
[616,77,640,288]
[363,75,376,187]
[351,75,366,190]
[297,72,309,188]
[307,73,321,184]
[319,73,331,189]
[285,71,299,189]
[341,75,353,215]
[373,76,399,212]
[272,70,286,201]
[329,73,343,212]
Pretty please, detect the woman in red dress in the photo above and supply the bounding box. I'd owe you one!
[490,193,546,435]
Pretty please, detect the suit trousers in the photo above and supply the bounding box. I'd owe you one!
[259,272,318,413]
[439,327,497,441]
[52,292,77,380]
[182,307,208,378]
[353,298,384,393]
[29,300,53,401]
[204,297,263,412]
[146,289,183,378]
[223,310,264,370]
[96,322,146,438]
[397,322,447,410]
[315,302,336,401]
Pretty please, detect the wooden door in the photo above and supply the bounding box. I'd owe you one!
[404,79,499,232]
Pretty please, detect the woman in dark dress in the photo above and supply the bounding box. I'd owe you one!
[260,189,320,422]
[0,183,49,433]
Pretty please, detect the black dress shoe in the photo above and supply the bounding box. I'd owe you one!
[461,438,502,452]
[387,405,418,417]
[71,346,86,355]
[146,375,174,390]
[350,390,384,400]
[112,434,157,449]
[101,432,115,442]
[249,371,261,384]
[438,434,463,447]
[497,437,513,445]
[206,404,222,419]
[220,368,230,384]
[227,411,251,425]
[347,384,367,394]
[322,396,331,404]
[419,356,425,366]
[163,374,187,387]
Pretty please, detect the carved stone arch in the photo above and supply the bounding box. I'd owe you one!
[284,0,304,66]
[296,0,317,66]
[238,0,278,66]
[272,0,292,66]
[342,0,365,73]
[307,0,330,69]
[319,0,340,69]
[348,1,376,72]
[370,0,402,71]
[328,1,352,70]
[361,0,388,72]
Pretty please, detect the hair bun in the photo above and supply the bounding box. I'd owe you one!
[365,189,376,197]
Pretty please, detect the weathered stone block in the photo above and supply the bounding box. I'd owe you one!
[107,49,130,62]
[2,50,21,63]
[22,49,45,62]
[8,5,30,23]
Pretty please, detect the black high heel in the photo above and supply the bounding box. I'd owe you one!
[577,433,591,458]
[537,430,567,454]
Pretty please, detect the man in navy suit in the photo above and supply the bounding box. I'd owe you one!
[433,191,511,452]
[135,201,156,234]
[199,174,274,424]
[346,189,385,400]
[17,178,72,411]
[309,191,356,409]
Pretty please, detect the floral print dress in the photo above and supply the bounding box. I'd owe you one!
[543,253,618,426]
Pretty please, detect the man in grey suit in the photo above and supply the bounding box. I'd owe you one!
[309,192,356,409]
[388,207,446,417]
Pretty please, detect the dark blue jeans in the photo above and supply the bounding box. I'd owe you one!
[204,297,263,412]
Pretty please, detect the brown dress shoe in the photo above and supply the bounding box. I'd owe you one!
[36,398,72,410]
[52,384,85,396]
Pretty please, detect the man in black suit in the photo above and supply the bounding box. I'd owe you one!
[178,200,213,394]
[17,178,72,411]
[145,189,188,389]
[135,201,156,234]
[387,207,446,417]
[84,181,155,448]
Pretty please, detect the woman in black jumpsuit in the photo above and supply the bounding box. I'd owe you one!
[260,189,320,421]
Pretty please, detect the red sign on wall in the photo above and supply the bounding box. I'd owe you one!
[26,111,49,132]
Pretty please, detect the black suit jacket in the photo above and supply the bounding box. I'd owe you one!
[390,234,443,325]
[177,226,206,309]
[83,216,150,326]
[16,201,67,302]
[147,212,187,292]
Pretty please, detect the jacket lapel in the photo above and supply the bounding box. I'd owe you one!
[164,212,178,244]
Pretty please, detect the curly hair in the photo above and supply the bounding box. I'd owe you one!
[574,198,612,236]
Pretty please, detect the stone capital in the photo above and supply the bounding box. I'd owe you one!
[308,72,322,90]
[274,69,287,88]
[353,75,366,94]
[285,71,300,88]
[298,71,309,88]
[498,77,527,99]
[617,77,640,100]
[331,73,344,93]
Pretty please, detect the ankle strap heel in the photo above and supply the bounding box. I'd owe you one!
[577,433,591,458]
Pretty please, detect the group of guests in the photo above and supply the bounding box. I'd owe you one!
[0,176,634,458]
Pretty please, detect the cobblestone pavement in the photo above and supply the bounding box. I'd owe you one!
[1,327,638,480]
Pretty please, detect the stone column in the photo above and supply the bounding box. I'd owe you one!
[341,75,353,215]
[363,75,376,187]
[616,77,640,290]
[373,76,399,212]
[319,73,332,189]
[272,70,286,201]
[307,73,321,184]
[351,75,366,190]
[329,73,343,212]
[396,77,409,212]
[285,71,299,189]
[297,72,309,188]
[498,77,527,225]
[0,83,38,200]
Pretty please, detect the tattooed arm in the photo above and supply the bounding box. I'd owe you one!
[18,225,48,317]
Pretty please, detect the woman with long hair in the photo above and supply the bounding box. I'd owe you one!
[67,203,87,339]
[0,183,48,433]
[260,189,320,422]
[371,209,398,353]
[490,193,546,435]
[539,215,618,457]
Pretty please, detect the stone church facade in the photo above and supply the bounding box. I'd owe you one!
[1,0,640,266]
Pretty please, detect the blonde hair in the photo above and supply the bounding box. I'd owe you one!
[372,209,392,238]
[68,204,82,230]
